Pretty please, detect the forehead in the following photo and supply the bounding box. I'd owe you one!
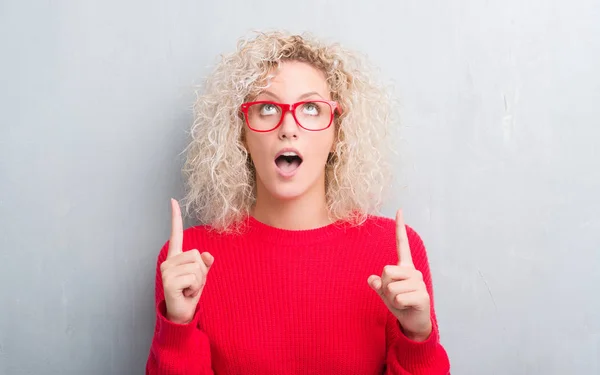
[261,60,330,98]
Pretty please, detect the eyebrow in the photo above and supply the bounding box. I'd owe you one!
[259,90,325,101]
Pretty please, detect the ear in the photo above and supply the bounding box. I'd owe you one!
[330,136,339,153]
[327,141,337,164]
[240,127,249,151]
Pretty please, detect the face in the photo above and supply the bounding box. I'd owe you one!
[243,60,336,202]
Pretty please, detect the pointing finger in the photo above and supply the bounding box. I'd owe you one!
[396,209,414,267]
[167,198,184,258]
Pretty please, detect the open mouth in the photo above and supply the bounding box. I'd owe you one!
[275,152,303,174]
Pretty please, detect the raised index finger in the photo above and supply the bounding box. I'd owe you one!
[396,209,414,267]
[167,198,184,258]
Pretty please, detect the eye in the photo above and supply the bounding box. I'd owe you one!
[301,102,320,116]
[259,103,279,116]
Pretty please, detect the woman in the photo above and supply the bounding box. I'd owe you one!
[146,31,450,374]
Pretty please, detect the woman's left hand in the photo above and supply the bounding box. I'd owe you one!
[368,209,433,342]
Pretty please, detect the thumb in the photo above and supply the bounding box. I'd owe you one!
[201,252,215,269]
[182,253,214,299]
[368,275,383,293]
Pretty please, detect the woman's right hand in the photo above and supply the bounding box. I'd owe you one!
[160,198,214,325]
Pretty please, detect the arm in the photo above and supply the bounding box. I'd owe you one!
[384,225,450,374]
[146,242,214,375]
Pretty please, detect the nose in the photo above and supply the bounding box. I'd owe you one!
[277,108,299,140]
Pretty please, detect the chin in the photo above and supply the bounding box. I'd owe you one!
[267,182,309,201]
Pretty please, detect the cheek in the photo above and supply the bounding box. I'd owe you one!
[312,131,336,159]
[245,132,271,165]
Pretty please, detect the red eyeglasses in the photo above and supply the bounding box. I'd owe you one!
[240,100,341,132]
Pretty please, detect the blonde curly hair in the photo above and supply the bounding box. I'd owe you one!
[182,30,396,232]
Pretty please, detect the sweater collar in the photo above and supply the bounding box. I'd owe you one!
[243,215,350,246]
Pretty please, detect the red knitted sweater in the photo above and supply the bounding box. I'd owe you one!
[146,215,450,374]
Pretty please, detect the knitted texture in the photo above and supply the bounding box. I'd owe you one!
[146,215,450,374]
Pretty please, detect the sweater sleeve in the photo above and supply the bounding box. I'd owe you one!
[384,226,450,375]
[145,242,214,375]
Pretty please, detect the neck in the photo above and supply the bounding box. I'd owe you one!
[252,179,331,231]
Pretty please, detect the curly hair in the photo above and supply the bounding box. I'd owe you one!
[182,30,397,232]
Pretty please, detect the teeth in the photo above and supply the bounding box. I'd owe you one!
[281,152,298,157]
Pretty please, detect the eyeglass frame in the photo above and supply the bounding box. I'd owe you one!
[240,100,342,133]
